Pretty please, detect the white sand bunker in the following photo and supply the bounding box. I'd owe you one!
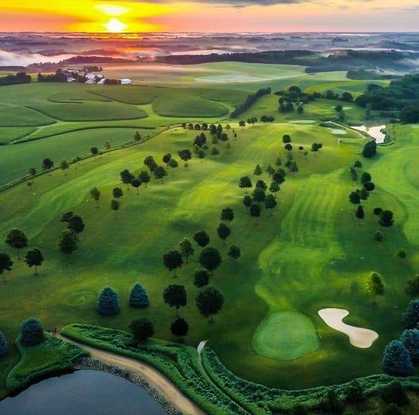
[318,308,379,349]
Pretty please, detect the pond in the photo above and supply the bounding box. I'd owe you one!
[0,370,167,415]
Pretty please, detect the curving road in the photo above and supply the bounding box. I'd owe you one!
[58,335,206,415]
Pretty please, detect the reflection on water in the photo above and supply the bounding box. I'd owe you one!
[0,370,166,415]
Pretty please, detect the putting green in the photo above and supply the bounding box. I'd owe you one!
[253,312,319,361]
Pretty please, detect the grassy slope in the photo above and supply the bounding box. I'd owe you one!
[0,119,416,390]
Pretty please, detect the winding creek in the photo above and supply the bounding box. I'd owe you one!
[0,370,167,415]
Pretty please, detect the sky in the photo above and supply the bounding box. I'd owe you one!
[0,0,419,33]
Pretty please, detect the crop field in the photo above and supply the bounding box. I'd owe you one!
[0,63,418,399]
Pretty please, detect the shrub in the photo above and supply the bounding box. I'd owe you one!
[382,340,414,376]
[97,287,120,316]
[20,318,45,347]
[400,329,419,364]
[380,381,409,406]
[405,275,419,297]
[345,380,364,404]
[403,299,419,328]
[383,403,402,415]
[194,270,210,288]
[129,284,149,309]
[0,331,9,357]
[171,318,189,338]
[369,272,384,295]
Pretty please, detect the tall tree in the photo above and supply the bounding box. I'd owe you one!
[228,246,241,260]
[383,340,414,377]
[199,247,222,273]
[20,318,44,347]
[24,249,44,275]
[171,318,189,339]
[120,169,134,189]
[0,253,13,277]
[163,285,187,315]
[6,229,28,259]
[97,287,120,316]
[131,179,141,194]
[129,283,150,309]
[221,208,234,222]
[113,187,123,199]
[178,149,192,167]
[193,231,210,248]
[179,239,194,263]
[130,318,154,345]
[68,215,85,236]
[355,205,365,220]
[139,170,151,187]
[59,231,78,255]
[42,158,54,170]
[217,223,231,242]
[196,287,224,322]
[163,250,184,276]
[194,269,210,288]
[90,187,101,206]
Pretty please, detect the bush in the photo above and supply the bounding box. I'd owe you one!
[345,380,364,404]
[403,299,419,328]
[20,319,45,347]
[129,283,149,309]
[194,270,210,288]
[129,318,154,344]
[380,381,409,406]
[383,403,402,415]
[97,287,120,316]
[0,331,9,357]
[382,340,414,377]
[400,329,419,364]
[362,140,377,158]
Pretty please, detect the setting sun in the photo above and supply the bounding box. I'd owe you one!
[105,18,127,33]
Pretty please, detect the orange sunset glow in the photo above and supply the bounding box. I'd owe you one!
[0,0,418,32]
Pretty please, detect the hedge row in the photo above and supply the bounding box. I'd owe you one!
[61,324,249,415]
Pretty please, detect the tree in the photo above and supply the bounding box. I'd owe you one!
[217,223,231,242]
[0,253,13,276]
[97,287,120,316]
[369,272,384,295]
[250,204,261,218]
[129,283,149,309]
[120,169,134,188]
[179,239,194,263]
[239,176,252,190]
[193,231,210,248]
[6,229,28,259]
[163,250,183,276]
[130,318,154,344]
[131,179,141,194]
[400,329,419,364]
[363,140,377,158]
[163,285,187,314]
[68,215,85,236]
[272,169,286,185]
[374,207,383,216]
[163,153,172,165]
[90,187,101,205]
[90,146,99,156]
[111,199,120,211]
[270,181,280,193]
[42,158,54,170]
[253,188,266,203]
[361,172,372,184]
[282,134,292,144]
[380,210,394,227]
[284,143,293,152]
[171,318,189,338]
[169,158,179,169]
[383,340,414,376]
[194,269,210,288]
[29,167,37,176]
[405,275,419,298]
[199,247,222,273]
[355,205,365,220]
[254,164,262,176]
[139,170,151,187]
[154,166,167,181]
[0,331,8,357]
[364,181,375,192]
[196,287,224,321]
[404,300,419,329]
[20,318,44,347]
[144,156,158,172]
[256,180,267,191]
[178,149,192,167]
[113,187,123,199]
[59,231,78,255]
[265,194,277,212]
[243,195,252,208]
[228,246,241,260]
[24,249,44,275]
[60,160,70,172]
[134,131,142,142]
[221,208,234,222]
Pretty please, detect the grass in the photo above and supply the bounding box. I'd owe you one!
[0,70,417,398]
[6,335,86,392]
[252,312,319,360]
[0,104,54,127]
